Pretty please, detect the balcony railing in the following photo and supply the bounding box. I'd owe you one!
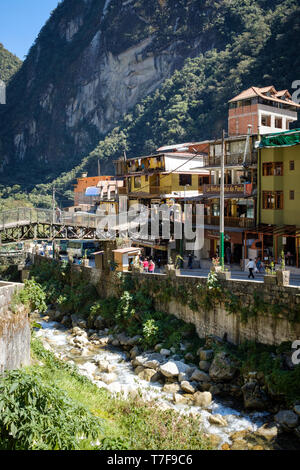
[204,215,255,229]
[203,153,258,168]
[149,186,172,195]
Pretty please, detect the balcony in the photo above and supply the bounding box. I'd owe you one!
[203,153,258,168]
[149,186,172,195]
[204,215,255,229]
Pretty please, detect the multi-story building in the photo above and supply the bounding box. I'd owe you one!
[114,150,210,261]
[228,86,300,136]
[114,151,209,206]
[253,129,300,267]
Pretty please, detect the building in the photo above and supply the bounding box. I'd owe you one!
[114,150,210,262]
[192,133,258,263]
[228,86,300,137]
[114,151,209,206]
[74,174,114,207]
[247,129,300,267]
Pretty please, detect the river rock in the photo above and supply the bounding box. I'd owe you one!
[71,314,80,327]
[99,372,118,385]
[143,359,160,370]
[294,405,300,416]
[99,336,112,346]
[193,391,212,408]
[241,382,269,410]
[163,383,181,394]
[160,349,171,357]
[184,353,194,362]
[78,320,87,329]
[209,352,238,382]
[173,393,189,405]
[134,366,144,376]
[159,361,192,378]
[208,414,228,427]
[275,410,299,431]
[199,361,211,372]
[180,381,196,394]
[199,349,214,361]
[138,368,157,382]
[94,315,104,330]
[190,369,210,382]
[130,346,140,359]
[178,372,190,383]
[112,339,120,347]
[255,423,278,441]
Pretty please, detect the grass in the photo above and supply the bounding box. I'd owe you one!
[30,339,214,450]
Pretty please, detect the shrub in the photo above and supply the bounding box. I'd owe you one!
[0,370,103,450]
[13,278,47,314]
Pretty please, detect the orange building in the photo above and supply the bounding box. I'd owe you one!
[74,174,113,206]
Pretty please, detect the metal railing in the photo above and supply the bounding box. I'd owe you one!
[203,153,258,168]
[0,208,104,231]
[204,215,255,229]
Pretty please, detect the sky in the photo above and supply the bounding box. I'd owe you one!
[0,0,61,60]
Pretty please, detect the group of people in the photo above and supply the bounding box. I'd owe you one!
[140,257,156,274]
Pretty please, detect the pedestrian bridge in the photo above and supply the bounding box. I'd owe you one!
[0,207,146,244]
[0,207,108,243]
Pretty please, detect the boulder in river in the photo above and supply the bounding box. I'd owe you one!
[163,383,181,394]
[193,391,212,408]
[209,352,238,382]
[159,360,192,378]
[190,369,210,382]
[241,381,269,410]
[180,381,196,394]
[275,410,299,431]
[208,414,228,427]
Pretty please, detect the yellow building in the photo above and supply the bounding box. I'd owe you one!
[259,129,300,266]
[114,152,209,205]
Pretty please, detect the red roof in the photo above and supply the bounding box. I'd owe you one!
[229,86,300,108]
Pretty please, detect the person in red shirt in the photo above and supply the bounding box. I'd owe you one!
[149,260,155,274]
[143,258,149,272]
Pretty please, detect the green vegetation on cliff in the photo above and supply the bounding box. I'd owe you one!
[0,44,22,84]
[1,0,299,199]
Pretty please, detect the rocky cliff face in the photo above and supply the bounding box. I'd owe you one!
[0,0,234,184]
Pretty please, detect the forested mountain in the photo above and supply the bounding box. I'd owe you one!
[0,44,22,84]
[0,0,299,207]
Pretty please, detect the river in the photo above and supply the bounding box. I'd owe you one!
[34,317,273,449]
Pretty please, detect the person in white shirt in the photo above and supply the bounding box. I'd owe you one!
[246,259,255,279]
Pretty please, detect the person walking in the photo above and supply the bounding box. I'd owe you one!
[188,253,194,269]
[246,258,255,279]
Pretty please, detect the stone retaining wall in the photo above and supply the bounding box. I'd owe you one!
[32,256,300,346]
[0,281,30,372]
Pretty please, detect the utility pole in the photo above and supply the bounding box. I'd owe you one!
[98,159,101,177]
[220,129,225,269]
[52,186,56,224]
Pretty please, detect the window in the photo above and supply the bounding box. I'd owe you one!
[275,117,282,128]
[134,176,141,189]
[290,191,295,200]
[290,161,295,171]
[261,115,271,126]
[262,162,283,176]
[262,191,283,210]
[199,176,210,186]
[179,174,192,186]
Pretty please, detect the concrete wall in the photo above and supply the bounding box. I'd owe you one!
[98,271,300,346]
[32,256,300,347]
[0,281,30,372]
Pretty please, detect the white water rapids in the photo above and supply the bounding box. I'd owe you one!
[35,319,269,448]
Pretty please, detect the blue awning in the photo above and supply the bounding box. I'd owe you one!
[85,187,100,197]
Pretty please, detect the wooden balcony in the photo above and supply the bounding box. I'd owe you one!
[203,153,258,168]
[204,215,255,229]
[149,186,172,195]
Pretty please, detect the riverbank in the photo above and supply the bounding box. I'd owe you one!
[11,259,300,449]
